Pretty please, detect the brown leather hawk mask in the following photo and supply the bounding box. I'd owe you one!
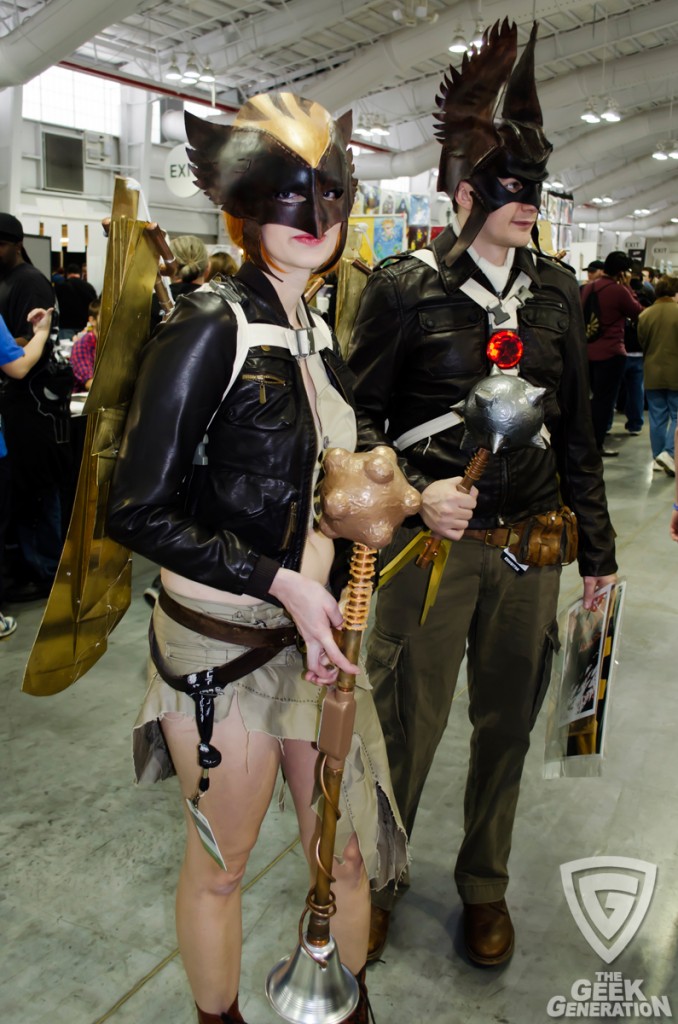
[435,20,553,265]
[185,92,356,272]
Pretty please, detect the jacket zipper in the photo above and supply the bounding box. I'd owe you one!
[241,372,287,404]
[281,499,298,550]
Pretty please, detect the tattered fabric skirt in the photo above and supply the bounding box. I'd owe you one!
[133,588,408,892]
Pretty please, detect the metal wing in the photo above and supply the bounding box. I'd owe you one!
[22,178,161,696]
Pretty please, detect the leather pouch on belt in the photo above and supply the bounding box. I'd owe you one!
[508,506,578,567]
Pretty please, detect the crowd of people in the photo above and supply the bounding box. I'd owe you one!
[0,214,238,637]
[581,253,677,474]
[2,18,677,1024]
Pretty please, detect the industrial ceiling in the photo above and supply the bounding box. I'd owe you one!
[1,0,678,236]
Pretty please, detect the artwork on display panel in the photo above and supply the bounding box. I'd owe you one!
[408,225,429,250]
[409,194,430,226]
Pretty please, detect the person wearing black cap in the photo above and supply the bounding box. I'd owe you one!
[581,250,643,456]
[348,20,617,966]
[0,212,72,600]
[585,259,605,283]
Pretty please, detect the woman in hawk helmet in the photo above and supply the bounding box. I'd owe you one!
[108,92,406,1024]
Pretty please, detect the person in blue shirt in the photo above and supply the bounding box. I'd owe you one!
[0,307,53,635]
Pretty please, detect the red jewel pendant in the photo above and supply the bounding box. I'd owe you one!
[487,329,524,369]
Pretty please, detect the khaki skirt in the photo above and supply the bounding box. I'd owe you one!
[134,588,408,892]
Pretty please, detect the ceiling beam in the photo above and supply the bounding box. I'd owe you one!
[0,0,146,88]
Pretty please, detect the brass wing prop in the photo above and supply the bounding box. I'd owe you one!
[22,178,163,697]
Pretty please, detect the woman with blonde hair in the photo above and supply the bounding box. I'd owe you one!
[108,91,406,1024]
[169,234,209,298]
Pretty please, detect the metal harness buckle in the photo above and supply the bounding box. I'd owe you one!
[291,327,316,357]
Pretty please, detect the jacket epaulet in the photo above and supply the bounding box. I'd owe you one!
[536,250,576,278]
[207,275,250,309]
[376,250,412,270]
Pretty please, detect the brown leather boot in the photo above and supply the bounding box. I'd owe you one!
[366,905,391,962]
[196,995,246,1023]
[340,966,375,1024]
[463,898,515,966]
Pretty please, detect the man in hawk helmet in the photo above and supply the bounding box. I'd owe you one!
[347,21,617,966]
[108,92,407,1024]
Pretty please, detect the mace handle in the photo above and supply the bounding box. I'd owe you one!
[415,447,491,569]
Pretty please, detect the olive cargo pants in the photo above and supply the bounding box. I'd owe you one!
[368,527,561,907]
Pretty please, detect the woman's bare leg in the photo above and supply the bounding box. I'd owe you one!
[281,738,370,974]
[162,706,281,1014]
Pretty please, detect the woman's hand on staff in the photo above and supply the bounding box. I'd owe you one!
[269,568,358,685]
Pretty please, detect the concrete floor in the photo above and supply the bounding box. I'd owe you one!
[2,414,677,1024]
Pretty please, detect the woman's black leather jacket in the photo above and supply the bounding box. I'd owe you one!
[347,227,616,577]
[107,263,359,600]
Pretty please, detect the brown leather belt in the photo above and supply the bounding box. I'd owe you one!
[158,588,297,649]
[463,523,526,548]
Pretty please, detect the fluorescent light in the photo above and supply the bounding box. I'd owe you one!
[602,196,614,204]
[591,197,603,204]
[371,125,391,137]
[670,217,678,223]
[634,208,650,216]
[668,140,678,159]
[550,179,564,189]
[652,143,668,160]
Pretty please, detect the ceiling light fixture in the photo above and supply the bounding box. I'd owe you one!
[580,101,600,124]
[165,57,182,82]
[392,1,438,25]
[549,178,564,189]
[600,97,621,123]
[470,20,485,48]
[449,28,468,54]
[668,140,678,159]
[652,142,669,160]
[634,208,650,216]
[591,196,603,204]
[199,60,216,84]
[602,196,614,204]
[182,55,201,83]
[670,217,678,223]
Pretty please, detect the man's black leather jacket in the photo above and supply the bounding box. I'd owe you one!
[347,227,616,577]
[107,263,358,600]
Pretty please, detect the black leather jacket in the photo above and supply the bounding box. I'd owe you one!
[107,263,359,600]
[347,227,616,577]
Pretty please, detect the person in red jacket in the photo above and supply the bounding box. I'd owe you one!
[581,250,643,456]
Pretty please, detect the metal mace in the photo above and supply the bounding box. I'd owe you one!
[415,371,548,570]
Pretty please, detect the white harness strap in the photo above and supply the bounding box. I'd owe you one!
[202,299,332,435]
[193,296,334,466]
[394,247,550,451]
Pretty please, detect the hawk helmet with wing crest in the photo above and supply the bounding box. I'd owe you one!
[435,20,552,264]
[185,92,356,274]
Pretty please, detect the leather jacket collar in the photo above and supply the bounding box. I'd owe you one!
[431,225,543,296]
